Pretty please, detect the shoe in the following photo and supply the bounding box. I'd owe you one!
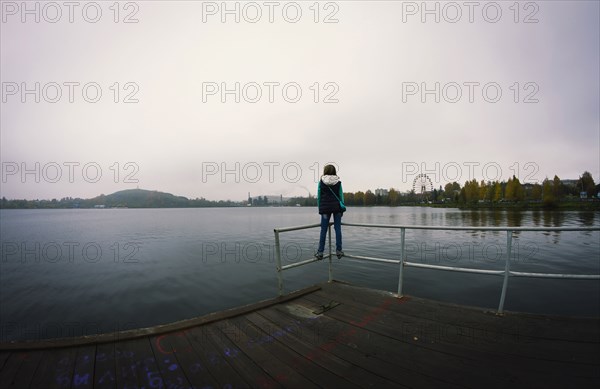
[336,250,344,259]
[315,252,324,260]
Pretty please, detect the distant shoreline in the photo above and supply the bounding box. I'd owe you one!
[2,188,598,210]
[2,202,598,211]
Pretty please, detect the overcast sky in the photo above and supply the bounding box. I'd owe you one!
[1,0,599,201]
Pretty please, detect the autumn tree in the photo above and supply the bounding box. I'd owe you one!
[493,182,503,202]
[364,190,376,206]
[463,179,480,203]
[477,180,486,201]
[552,175,562,199]
[542,178,556,206]
[344,192,355,205]
[388,188,399,205]
[354,191,365,206]
[531,183,542,201]
[577,171,596,197]
[484,181,496,202]
[444,182,460,194]
[505,176,524,202]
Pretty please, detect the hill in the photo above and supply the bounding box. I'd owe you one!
[0,189,239,209]
[89,189,190,208]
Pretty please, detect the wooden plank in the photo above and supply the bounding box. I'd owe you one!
[115,337,177,389]
[29,348,76,389]
[305,286,600,365]
[5,351,43,389]
[308,283,600,352]
[237,313,360,388]
[354,294,600,365]
[299,290,599,387]
[148,334,193,389]
[215,316,319,387]
[154,330,220,388]
[197,323,280,388]
[181,326,249,388]
[93,343,116,389]
[118,337,164,389]
[321,282,600,342]
[249,309,398,388]
[263,300,464,388]
[114,340,142,389]
[0,353,22,389]
[296,295,514,385]
[70,346,95,389]
[155,329,219,387]
[0,353,10,371]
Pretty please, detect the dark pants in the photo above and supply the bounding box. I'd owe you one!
[318,212,342,252]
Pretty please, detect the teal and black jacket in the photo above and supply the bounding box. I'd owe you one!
[317,175,345,215]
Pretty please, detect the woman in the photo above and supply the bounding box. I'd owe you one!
[315,164,345,260]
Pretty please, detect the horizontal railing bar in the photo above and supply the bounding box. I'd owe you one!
[281,255,331,270]
[275,223,600,234]
[280,254,600,278]
[345,257,600,279]
[404,262,505,275]
[275,222,600,233]
[341,222,600,232]
[274,222,599,297]
[510,271,600,279]
[343,254,400,264]
[275,223,323,233]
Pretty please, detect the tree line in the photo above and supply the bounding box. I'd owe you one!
[339,171,599,207]
[1,172,597,209]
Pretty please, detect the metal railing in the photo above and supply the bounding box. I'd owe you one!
[273,222,600,314]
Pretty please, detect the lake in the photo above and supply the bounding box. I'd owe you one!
[0,207,598,342]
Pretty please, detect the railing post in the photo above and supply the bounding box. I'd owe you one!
[328,223,333,282]
[274,229,284,296]
[497,230,513,315]
[397,227,406,297]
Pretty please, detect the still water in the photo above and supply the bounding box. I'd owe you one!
[0,207,598,341]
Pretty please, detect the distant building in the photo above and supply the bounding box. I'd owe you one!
[561,179,579,186]
[375,188,389,196]
[248,195,291,205]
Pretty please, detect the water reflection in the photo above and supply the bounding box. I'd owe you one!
[490,210,503,227]
[541,210,566,227]
[577,211,596,227]
[541,210,567,243]
[506,210,524,227]
[532,209,541,227]
[506,210,524,238]
[387,209,399,224]
[459,211,482,238]
[440,209,599,243]
[577,211,597,238]
[419,211,429,226]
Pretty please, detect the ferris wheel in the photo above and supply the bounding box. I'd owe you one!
[412,174,433,195]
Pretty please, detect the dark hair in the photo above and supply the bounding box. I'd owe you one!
[323,164,337,176]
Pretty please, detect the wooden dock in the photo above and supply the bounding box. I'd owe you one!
[1,281,599,388]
